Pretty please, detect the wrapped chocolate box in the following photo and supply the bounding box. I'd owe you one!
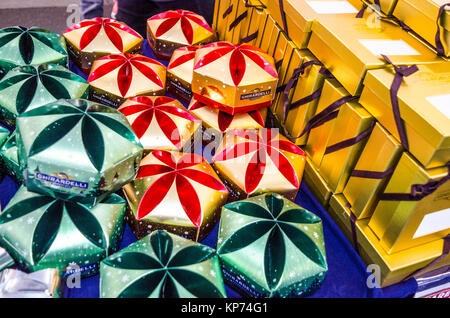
[100,230,226,298]
[188,98,266,139]
[241,0,269,46]
[394,0,450,57]
[329,194,450,287]
[88,53,166,108]
[0,26,67,78]
[0,186,127,276]
[343,123,402,219]
[147,10,215,60]
[0,64,89,122]
[318,102,374,194]
[63,18,143,74]
[217,193,327,297]
[123,150,229,241]
[0,132,22,183]
[304,78,350,168]
[0,268,62,298]
[215,0,239,43]
[0,126,8,148]
[16,99,144,206]
[213,129,306,201]
[192,42,278,115]
[166,45,199,103]
[118,96,201,152]
[360,62,450,169]
[260,0,362,49]
[369,153,450,254]
[308,15,442,96]
[304,158,332,208]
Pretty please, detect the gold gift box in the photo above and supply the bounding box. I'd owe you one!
[260,0,363,49]
[259,15,282,56]
[319,102,374,194]
[63,18,143,74]
[245,3,269,46]
[147,10,215,60]
[343,123,403,219]
[118,96,201,152]
[123,150,229,241]
[167,46,199,103]
[304,157,333,208]
[360,62,450,169]
[191,42,278,115]
[188,99,266,139]
[308,15,443,96]
[212,129,306,201]
[88,53,166,108]
[394,0,450,57]
[329,194,450,288]
[304,78,347,168]
[227,0,255,44]
[273,53,329,146]
[365,0,399,15]
[368,152,450,254]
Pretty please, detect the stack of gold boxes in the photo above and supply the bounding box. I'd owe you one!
[213,0,450,287]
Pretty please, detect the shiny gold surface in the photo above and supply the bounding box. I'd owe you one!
[304,157,332,208]
[369,153,450,254]
[343,123,403,219]
[360,62,450,168]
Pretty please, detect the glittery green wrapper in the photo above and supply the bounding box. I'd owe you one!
[16,99,144,206]
[0,126,11,180]
[0,132,22,183]
[100,230,227,298]
[0,64,89,122]
[0,27,67,78]
[217,193,328,298]
[0,186,127,277]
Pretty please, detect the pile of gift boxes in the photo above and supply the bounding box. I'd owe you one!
[212,0,450,288]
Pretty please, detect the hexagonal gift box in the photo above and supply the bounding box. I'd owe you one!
[88,53,166,108]
[100,230,226,298]
[118,96,201,152]
[0,186,127,277]
[167,45,199,103]
[123,150,229,241]
[0,64,89,123]
[16,99,144,206]
[217,193,328,297]
[147,10,215,60]
[192,42,278,115]
[0,26,67,78]
[63,18,143,74]
[212,128,306,201]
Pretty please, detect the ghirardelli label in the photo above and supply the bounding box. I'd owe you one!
[169,80,192,97]
[240,89,271,101]
[36,172,88,190]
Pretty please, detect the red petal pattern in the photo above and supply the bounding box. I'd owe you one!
[176,175,202,227]
[168,51,196,70]
[153,150,177,168]
[245,151,266,194]
[155,18,179,37]
[131,60,164,88]
[155,111,181,148]
[104,24,123,52]
[180,169,227,191]
[79,24,101,50]
[117,64,133,97]
[131,109,153,139]
[136,164,173,179]
[218,111,234,132]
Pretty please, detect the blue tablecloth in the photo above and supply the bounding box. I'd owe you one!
[0,40,418,298]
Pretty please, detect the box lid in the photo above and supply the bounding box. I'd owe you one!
[396,0,450,32]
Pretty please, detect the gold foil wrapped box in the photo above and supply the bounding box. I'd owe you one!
[63,18,143,74]
[88,53,166,108]
[118,96,201,152]
[192,42,279,115]
[167,46,199,103]
[308,15,442,96]
[147,10,215,60]
[329,194,450,287]
[343,123,403,219]
[212,128,306,201]
[369,153,450,254]
[360,62,450,169]
[123,150,229,241]
[304,158,332,208]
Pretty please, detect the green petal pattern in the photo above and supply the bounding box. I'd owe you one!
[217,193,328,298]
[15,99,144,206]
[0,64,88,120]
[0,132,22,182]
[0,26,67,76]
[100,230,226,298]
[0,186,126,276]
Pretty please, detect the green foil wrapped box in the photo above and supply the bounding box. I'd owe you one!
[16,99,144,205]
[0,126,11,181]
[100,230,226,298]
[0,27,67,78]
[0,64,89,122]
[0,186,127,276]
[0,132,22,183]
[217,193,328,297]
